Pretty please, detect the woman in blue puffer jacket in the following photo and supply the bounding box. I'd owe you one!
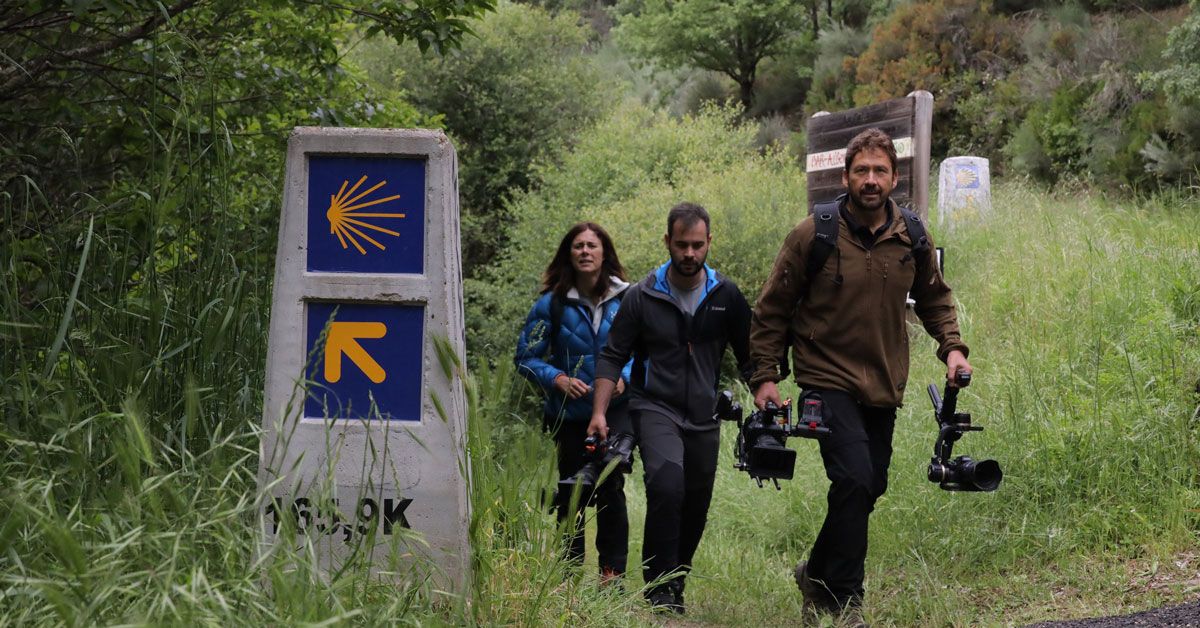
[515,221,632,583]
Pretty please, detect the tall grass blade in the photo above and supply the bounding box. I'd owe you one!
[42,216,94,379]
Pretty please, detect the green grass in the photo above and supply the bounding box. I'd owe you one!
[3,168,1199,626]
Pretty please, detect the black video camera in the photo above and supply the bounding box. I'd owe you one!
[715,390,831,489]
[556,432,636,506]
[926,371,1003,492]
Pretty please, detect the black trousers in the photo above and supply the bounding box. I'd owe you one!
[806,390,897,605]
[635,408,720,587]
[553,417,630,574]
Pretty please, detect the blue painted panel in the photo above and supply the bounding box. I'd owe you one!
[954,164,981,189]
[304,302,424,421]
[307,156,425,273]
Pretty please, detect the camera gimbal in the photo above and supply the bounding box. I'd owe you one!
[927,371,1002,492]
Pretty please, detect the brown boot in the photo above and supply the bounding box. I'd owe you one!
[793,561,839,614]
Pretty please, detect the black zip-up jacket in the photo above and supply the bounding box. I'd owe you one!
[595,262,753,431]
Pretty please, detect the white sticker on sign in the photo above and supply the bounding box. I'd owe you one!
[807,137,914,172]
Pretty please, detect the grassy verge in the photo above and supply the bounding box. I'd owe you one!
[2,179,1198,626]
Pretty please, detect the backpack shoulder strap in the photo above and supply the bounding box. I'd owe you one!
[780,199,841,381]
[899,206,929,252]
[899,207,933,274]
[805,200,841,288]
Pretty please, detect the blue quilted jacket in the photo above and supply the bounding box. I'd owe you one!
[515,280,632,422]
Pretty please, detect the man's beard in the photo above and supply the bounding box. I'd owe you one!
[672,253,707,277]
[849,185,887,212]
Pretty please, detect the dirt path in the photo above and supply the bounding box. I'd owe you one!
[1025,599,1200,627]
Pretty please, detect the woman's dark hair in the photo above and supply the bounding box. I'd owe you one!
[541,222,626,299]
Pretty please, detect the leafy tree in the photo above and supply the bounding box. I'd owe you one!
[617,0,810,112]
[1,0,494,241]
[1143,1,1200,106]
[380,2,611,273]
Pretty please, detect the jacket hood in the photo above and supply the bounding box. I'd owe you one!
[566,276,630,306]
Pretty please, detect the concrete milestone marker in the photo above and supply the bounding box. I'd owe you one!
[938,156,992,228]
[258,128,470,591]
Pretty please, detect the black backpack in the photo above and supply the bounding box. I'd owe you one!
[778,195,933,378]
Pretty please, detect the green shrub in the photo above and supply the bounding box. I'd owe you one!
[746,50,816,118]
[466,103,808,366]
[674,72,733,117]
[368,2,613,274]
[803,24,870,114]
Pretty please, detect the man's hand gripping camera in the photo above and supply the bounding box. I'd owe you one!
[714,391,832,489]
[555,432,636,507]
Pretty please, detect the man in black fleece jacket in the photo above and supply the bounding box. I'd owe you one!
[590,202,752,613]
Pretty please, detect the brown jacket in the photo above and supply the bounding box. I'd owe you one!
[749,198,968,407]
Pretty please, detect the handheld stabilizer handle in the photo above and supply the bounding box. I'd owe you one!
[794,397,832,439]
[926,370,1002,492]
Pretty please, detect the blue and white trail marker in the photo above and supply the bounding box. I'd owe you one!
[258,128,470,591]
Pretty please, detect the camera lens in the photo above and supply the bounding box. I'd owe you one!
[961,458,1002,492]
[928,461,950,483]
[748,435,796,480]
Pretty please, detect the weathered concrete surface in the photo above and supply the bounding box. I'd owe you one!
[258,127,470,593]
[938,156,992,228]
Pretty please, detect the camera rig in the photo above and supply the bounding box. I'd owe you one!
[715,390,831,489]
[555,432,635,506]
[926,371,1003,492]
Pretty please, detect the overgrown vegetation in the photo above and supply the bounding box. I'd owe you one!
[353,2,613,272]
[4,0,1200,625]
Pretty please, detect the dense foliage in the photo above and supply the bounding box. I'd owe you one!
[356,2,612,272]
[465,104,807,365]
[616,0,811,112]
[3,0,1200,624]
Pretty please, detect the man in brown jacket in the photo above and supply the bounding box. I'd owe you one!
[749,128,972,616]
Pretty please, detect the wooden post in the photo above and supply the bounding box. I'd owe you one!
[908,90,933,220]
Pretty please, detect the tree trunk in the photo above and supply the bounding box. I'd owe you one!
[738,79,754,115]
[810,1,819,38]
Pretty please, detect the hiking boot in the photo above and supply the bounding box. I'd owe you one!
[644,580,684,614]
[833,603,868,628]
[793,561,838,613]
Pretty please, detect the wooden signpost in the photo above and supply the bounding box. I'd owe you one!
[805,90,933,219]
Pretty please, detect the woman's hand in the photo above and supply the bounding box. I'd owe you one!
[615,379,626,396]
[554,374,592,399]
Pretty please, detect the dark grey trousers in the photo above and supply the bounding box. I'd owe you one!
[635,408,720,587]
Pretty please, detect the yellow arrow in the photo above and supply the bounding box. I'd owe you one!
[325,322,387,383]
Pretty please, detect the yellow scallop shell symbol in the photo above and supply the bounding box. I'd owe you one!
[325,175,406,255]
[955,167,979,188]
